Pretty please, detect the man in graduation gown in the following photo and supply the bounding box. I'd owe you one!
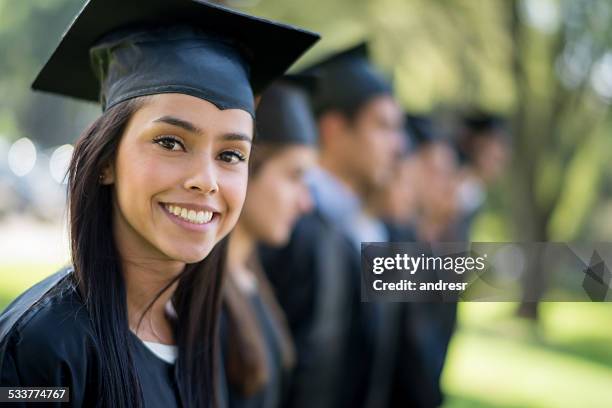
[259,43,404,408]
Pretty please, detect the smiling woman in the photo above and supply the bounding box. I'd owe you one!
[0,0,319,407]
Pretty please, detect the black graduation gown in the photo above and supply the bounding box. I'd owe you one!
[0,268,183,408]
[259,211,369,408]
[386,223,458,408]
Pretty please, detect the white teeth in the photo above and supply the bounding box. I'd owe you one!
[164,204,214,225]
[196,211,205,223]
[198,211,213,223]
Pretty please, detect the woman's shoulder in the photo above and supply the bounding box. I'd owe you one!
[0,267,95,360]
[0,268,100,404]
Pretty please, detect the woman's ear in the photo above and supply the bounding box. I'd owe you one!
[99,163,115,185]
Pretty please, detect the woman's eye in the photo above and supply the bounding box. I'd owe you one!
[218,150,247,164]
[153,136,185,151]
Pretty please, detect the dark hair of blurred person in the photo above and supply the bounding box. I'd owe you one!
[221,77,317,408]
[0,1,318,407]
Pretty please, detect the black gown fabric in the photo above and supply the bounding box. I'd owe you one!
[259,211,369,408]
[386,224,458,408]
[220,290,285,408]
[0,268,182,408]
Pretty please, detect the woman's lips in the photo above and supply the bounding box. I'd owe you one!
[159,202,219,232]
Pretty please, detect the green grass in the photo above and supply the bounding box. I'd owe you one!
[443,302,612,408]
[0,263,65,310]
[2,266,612,407]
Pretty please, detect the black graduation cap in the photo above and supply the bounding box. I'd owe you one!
[302,42,392,117]
[31,0,320,116]
[461,111,508,137]
[405,113,438,149]
[255,74,318,146]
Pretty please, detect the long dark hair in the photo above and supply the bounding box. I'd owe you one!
[67,97,226,407]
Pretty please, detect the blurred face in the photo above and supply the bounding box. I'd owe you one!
[344,95,404,193]
[240,145,316,246]
[472,134,509,183]
[416,142,459,219]
[381,157,419,223]
[106,93,253,264]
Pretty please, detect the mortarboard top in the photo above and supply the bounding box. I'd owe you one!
[31,0,320,116]
[305,43,369,71]
[255,74,318,146]
[301,42,393,117]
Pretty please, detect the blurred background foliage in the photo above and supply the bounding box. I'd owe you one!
[1,1,612,407]
[2,0,612,242]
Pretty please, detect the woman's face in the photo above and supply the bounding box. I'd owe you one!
[240,145,316,246]
[107,93,253,264]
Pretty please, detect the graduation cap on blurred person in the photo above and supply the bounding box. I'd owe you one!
[405,113,439,149]
[255,74,318,146]
[31,0,320,116]
[301,42,393,117]
[461,111,508,137]
[457,110,509,164]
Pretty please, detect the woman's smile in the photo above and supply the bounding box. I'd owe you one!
[159,202,221,232]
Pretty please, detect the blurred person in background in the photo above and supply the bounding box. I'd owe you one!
[387,114,462,408]
[220,77,318,408]
[455,112,510,240]
[366,114,421,242]
[455,112,529,318]
[390,112,509,406]
[260,43,404,408]
[0,1,318,407]
[407,114,461,242]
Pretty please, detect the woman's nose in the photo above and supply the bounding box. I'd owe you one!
[184,157,219,195]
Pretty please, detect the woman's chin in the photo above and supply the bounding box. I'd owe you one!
[164,244,215,264]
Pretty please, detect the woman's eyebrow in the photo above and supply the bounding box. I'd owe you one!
[153,115,202,134]
[221,133,252,144]
[152,116,251,143]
